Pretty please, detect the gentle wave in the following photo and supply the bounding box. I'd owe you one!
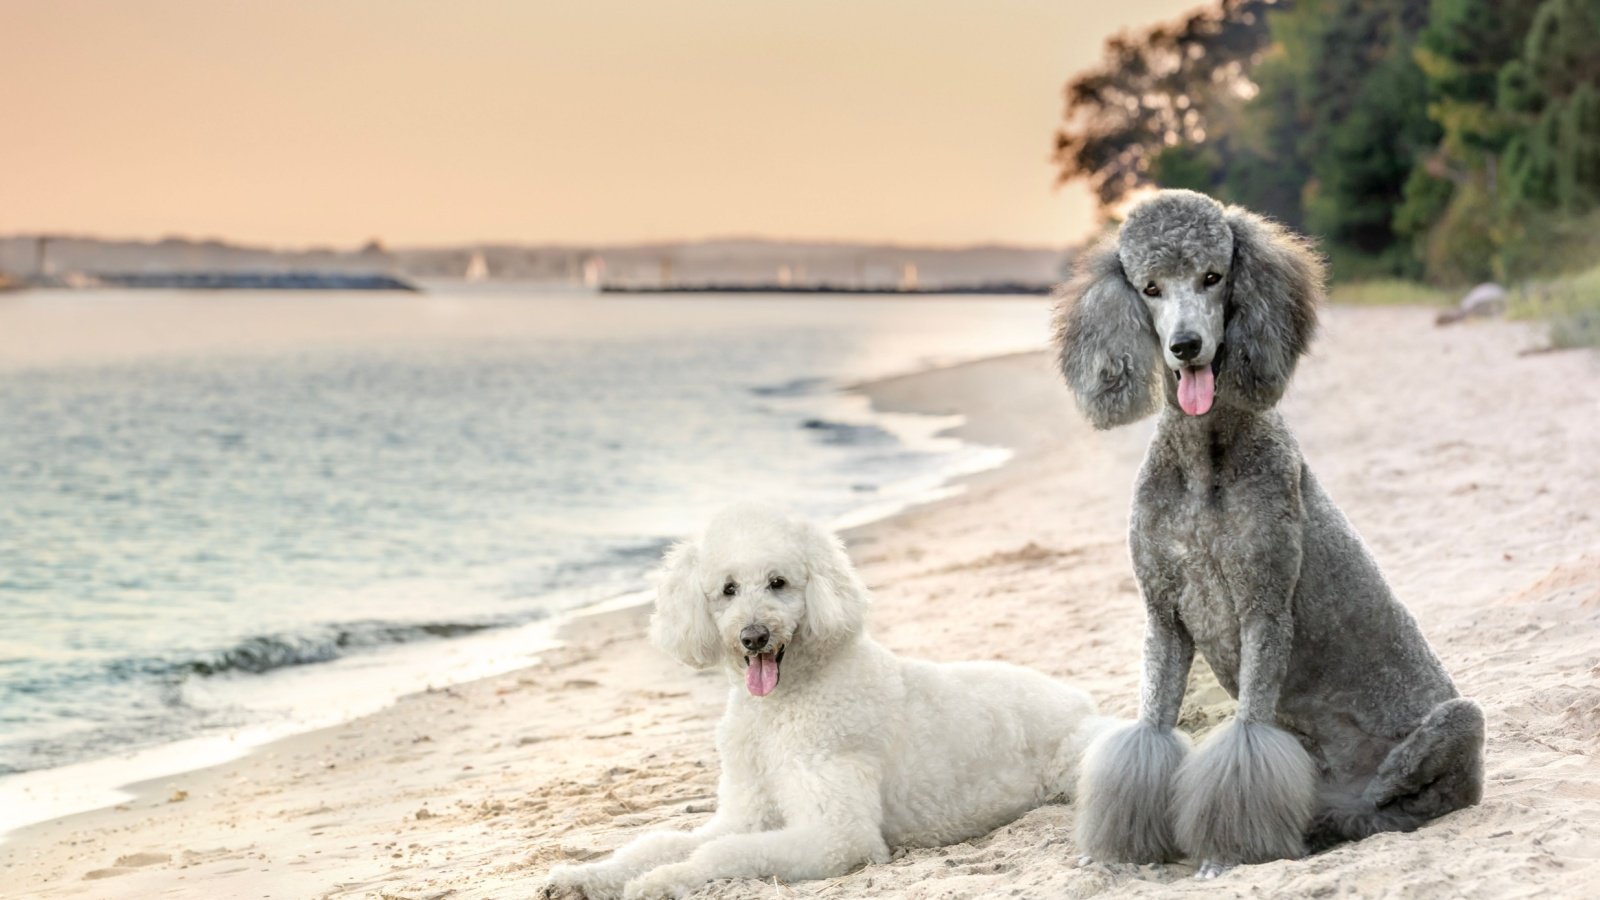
[749,376,830,397]
[22,619,530,693]
[799,418,896,446]
[178,619,515,677]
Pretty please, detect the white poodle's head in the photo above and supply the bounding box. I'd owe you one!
[648,503,869,697]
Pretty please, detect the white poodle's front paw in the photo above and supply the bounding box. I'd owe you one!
[543,862,622,900]
[621,864,699,900]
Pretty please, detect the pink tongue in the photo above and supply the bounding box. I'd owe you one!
[1178,366,1215,416]
[745,653,779,696]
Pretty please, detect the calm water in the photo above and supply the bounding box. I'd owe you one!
[0,289,1048,785]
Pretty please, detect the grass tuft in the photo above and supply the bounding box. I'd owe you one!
[1509,263,1600,349]
[1327,279,1456,307]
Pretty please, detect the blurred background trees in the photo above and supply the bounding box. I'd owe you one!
[1056,0,1600,286]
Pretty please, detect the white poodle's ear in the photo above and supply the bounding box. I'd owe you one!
[1052,234,1161,429]
[648,539,720,669]
[799,521,869,645]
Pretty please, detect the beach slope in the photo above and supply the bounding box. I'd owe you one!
[4,306,1599,898]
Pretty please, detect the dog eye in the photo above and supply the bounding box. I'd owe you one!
[768,576,787,591]
[722,581,737,597]
[1203,272,1222,287]
[1143,282,1161,297]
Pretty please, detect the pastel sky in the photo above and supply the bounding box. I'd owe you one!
[0,1,1201,248]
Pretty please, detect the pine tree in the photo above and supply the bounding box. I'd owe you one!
[1501,0,1600,213]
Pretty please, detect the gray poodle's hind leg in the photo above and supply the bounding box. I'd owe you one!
[1367,697,1485,809]
[1309,697,1485,851]
[1073,722,1192,864]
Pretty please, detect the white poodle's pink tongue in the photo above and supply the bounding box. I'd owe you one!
[745,652,779,697]
[1178,365,1215,416]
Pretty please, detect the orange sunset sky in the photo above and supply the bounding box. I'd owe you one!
[1,1,1201,249]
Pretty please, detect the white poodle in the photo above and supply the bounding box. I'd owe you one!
[541,504,1106,899]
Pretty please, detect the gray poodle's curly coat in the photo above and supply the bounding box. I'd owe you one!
[1053,190,1484,875]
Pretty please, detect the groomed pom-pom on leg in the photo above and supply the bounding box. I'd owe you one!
[1074,720,1192,864]
[1173,719,1317,874]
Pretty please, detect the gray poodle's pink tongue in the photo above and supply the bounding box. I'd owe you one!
[746,653,780,696]
[1178,366,1215,416]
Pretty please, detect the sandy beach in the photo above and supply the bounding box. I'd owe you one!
[4,305,1598,899]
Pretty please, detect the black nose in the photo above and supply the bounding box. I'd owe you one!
[740,624,770,653]
[1169,332,1203,362]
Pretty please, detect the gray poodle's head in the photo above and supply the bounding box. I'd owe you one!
[1052,189,1324,428]
[648,503,869,697]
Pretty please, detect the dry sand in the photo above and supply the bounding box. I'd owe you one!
[3,306,1598,899]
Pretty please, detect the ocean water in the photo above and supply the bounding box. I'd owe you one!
[0,289,1049,828]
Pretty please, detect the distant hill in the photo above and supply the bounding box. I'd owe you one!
[0,235,1070,291]
[0,235,399,279]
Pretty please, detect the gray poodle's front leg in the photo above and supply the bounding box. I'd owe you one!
[1174,542,1318,872]
[1074,599,1194,864]
[1138,605,1195,731]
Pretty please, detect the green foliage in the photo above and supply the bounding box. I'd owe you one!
[1327,278,1455,306]
[1306,36,1439,268]
[1499,208,1600,283]
[1420,184,1498,285]
[1394,166,1453,246]
[1502,112,1561,210]
[1415,0,1538,156]
[1150,145,1221,195]
[1501,0,1600,214]
[1054,1,1285,208]
[1523,0,1600,99]
[1556,83,1600,210]
[1212,48,1315,225]
[1509,260,1600,348]
[1055,0,1600,286]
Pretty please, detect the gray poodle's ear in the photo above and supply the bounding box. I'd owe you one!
[648,539,720,669]
[799,521,869,647]
[1220,208,1324,410]
[1052,234,1160,429]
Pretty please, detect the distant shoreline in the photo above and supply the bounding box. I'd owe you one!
[0,235,1068,292]
[11,271,419,292]
[600,281,1054,296]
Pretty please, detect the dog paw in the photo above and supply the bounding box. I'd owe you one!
[621,864,698,900]
[1194,859,1233,880]
[543,863,620,900]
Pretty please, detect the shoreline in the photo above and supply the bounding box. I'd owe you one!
[0,289,1049,847]
[0,345,1042,896]
[0,614,573,842]
[0,346,1027,847]
[4,306,1599,898]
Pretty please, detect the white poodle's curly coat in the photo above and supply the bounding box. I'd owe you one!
[542,505,1106,900]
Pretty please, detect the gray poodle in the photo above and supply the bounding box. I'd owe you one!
[1053,190,1484,878]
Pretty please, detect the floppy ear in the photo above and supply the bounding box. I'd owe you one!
[1220,208,1324,411]
[1052,234,1161,429]
[648,539,720,669]
[799,522,869,647]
